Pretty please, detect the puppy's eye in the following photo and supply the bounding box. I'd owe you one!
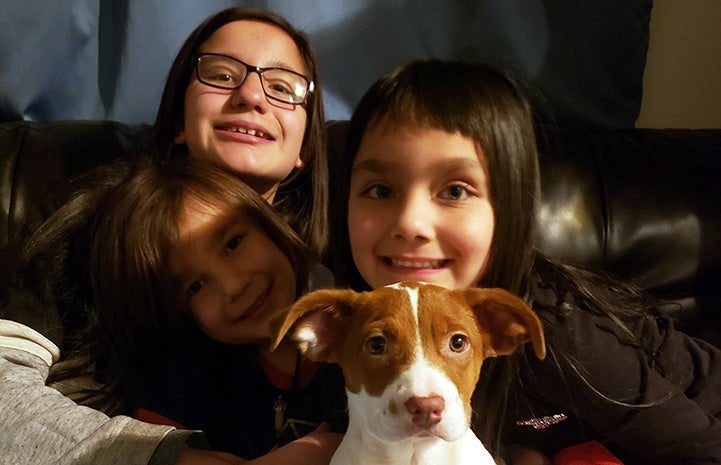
[366,335,387,354]
[449,334,468,352]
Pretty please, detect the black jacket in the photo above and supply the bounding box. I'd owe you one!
[505,280,721,464]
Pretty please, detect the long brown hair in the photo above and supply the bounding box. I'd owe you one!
[153,7,328,261]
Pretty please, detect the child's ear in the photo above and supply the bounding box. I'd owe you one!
[174,130,186,144]
[174,120,186,145]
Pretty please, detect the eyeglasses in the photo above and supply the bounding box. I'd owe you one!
[195,53,314,105]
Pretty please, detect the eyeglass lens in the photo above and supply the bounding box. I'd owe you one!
[197,54,310,104]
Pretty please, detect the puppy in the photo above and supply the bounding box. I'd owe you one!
[272,281,546,465]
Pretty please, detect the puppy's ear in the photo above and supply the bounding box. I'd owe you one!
[462,288,546,360]
[270,288,357,363]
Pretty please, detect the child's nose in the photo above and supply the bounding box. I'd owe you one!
[392,194,434,241]
[218,270,251,304]
[230,71,267,109]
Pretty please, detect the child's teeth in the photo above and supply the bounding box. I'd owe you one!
[231,127,265,138]
[393,259,442,269]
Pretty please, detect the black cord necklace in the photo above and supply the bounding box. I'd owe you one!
[273,349,303,433]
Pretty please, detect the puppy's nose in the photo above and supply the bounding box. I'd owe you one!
[405,395,445,427]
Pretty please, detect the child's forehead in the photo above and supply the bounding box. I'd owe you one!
[178,193,252,234]
[358,120,485,163]
[364,115,479,148]
[366,114,424,134]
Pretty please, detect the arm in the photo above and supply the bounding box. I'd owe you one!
[1,319,340,465]
[173,423,342,465]
[241,423,342,465]
[0,319,181,465]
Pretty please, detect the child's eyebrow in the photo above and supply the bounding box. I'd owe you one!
[169,214,246,284]
[171,268,192,288]
[209,214,239,245]
[435,157,486,173]
[351,158,394,175]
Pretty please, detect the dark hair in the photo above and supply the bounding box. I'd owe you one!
[153,7,327,261]
[331,59,663,454]
[332,59,539,295]
[10,156,309,414]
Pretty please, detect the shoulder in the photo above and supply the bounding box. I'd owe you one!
[309,264,335,290]
[528,276,618,348]
[523,276,654,396]
[523,274,721,404]
[527,268,654,350]
[0,319,60,367]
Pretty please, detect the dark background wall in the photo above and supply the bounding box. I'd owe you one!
[636,0,721,129]
[0,0,659,128]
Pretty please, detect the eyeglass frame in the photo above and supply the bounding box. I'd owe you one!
[194,53,314,105]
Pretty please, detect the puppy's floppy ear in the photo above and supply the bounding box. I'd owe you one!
[270,288,357,363]
[461,287,546,360]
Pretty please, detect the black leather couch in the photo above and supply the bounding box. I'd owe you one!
[1,119,720,346]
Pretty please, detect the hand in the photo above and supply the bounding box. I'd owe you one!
[508,444,552,465]
[175,423,343,465]
[176,447,248,465]
[294,422,344,456]
[244,422,343,465]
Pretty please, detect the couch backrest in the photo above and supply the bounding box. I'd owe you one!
[0,120,148,247]
[534,125,721,344]
[1,119,720,345]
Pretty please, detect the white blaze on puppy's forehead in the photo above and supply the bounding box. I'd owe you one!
[389,282,423,360]
[388,282,420,322]
[388,283,440,394]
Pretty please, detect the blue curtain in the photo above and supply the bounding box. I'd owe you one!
[0,0,652,128]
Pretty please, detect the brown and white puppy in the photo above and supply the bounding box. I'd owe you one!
[272,281,546,465]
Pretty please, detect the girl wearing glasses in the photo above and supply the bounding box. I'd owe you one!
[154,7,328,264]
[0,7,335,465]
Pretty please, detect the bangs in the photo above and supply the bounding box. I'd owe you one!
[363,60,510,142]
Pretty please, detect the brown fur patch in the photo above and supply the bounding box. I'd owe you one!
[416,287,486,419]
[340,286,418,396]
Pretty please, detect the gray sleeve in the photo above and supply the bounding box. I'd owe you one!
[0,319,184,465]
[148,430,211,465]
